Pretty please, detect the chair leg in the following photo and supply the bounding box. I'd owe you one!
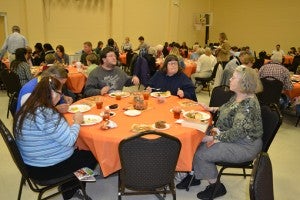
[186,173,195,191]
[78,181,89,200]
[243,168,247,178]
[209,167,225,200]
[295,116,300,127]
[18,177,26,200]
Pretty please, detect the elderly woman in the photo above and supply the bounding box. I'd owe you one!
[14,76,97,199]
[10,47,34,86]
[146,54,197,101]
[177,65,263,199]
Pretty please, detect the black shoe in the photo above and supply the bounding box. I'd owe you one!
[176,174,201,189]
[197,182,227,199]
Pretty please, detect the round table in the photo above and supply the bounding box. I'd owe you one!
[64,94,208,177]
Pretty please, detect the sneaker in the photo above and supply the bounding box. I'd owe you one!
[196,182,227,199]
[176,174,201,189]
[72,189,93,200]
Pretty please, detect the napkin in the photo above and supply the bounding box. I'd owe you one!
[181,120,209,132]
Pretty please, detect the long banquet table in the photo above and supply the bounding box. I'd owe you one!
[64,94,207,177]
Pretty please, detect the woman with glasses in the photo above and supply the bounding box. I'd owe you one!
[176,65,263,199]
[14,76,97,200]
[146,54,197,101]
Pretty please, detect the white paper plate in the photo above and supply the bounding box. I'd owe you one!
[68,104,91,113]
[150,91,171,98]
[152,123,170,130]
[124,110,141,116]
[183,111,210,122]
[108,92,130,98]
[81,115,102,126]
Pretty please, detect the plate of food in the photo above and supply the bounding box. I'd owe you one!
[68,104,91,113]
[183,111,210,122]
[152,121,170,130]
[150,91,171,98]
[108,91,130,98]
[124,109,141,116]
[81,115,102,126]
[131,124,154,133]
[100,111,116,117]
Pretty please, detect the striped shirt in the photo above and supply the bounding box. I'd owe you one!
[259,62,293,90]
[12,62,33,86]
[16,107,80,167]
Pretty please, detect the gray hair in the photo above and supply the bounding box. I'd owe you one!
[271,52,283,63]
[235,65,262,94]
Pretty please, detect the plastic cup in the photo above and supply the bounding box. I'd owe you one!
[115,94,121,100]
[173,110,181,119]
[96,101,103,109]
[143,90,150,100]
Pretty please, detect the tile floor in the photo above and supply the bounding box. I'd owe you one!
[0,87,299,200]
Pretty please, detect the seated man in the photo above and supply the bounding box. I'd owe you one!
[84,47,140,97]
[259,53,293,91]
[16,65,74,113]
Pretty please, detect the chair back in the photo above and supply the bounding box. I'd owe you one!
[119,130,181,191]
[209,85,235,107]
[0,119,30,180]
[0,69,22,97]
[261,104,282,152]
[249,152,274,200]
[256,76,283,106]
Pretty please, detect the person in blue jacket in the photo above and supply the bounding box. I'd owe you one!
[146,54,197,101]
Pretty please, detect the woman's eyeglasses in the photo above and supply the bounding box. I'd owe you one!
[49,77,63,97]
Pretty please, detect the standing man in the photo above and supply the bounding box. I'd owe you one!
[0,25,28,62]
[84,47,140,97]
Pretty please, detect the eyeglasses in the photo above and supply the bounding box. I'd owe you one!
[168,61,178,66]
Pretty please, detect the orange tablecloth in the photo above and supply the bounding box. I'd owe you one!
[283,55,294,65]
[119,53,126,65]
[64,95,206,177]
[66,66,87,93]
[183,59,197,78]
[285,82,300,99]
[1,58,10,69]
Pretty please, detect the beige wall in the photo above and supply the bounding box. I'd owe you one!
[210,0,300,53]
[0,0,299,54]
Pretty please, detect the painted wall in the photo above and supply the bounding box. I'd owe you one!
[0,0,210,53]
[1,0,299,55]
[210,0,300,53]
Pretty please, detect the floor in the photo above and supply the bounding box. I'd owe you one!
[0,87,299,200]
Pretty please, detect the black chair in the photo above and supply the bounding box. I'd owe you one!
[210,104,282,199]
[256,76,283,106]
[0,69,22,118]
[249,152,274,200]
[118,130,181,200]
[194,62,221,96]
[209,85,235,123]
[0,119,89,200]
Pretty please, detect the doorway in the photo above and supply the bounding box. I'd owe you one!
[0,13,7,51]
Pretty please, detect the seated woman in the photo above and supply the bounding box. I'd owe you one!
[146,54,197,101]
[176,65,263,199]
[55,45,70,65]
[14,76,97,200]
[10,47,34,86]
[16,65,75,113]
